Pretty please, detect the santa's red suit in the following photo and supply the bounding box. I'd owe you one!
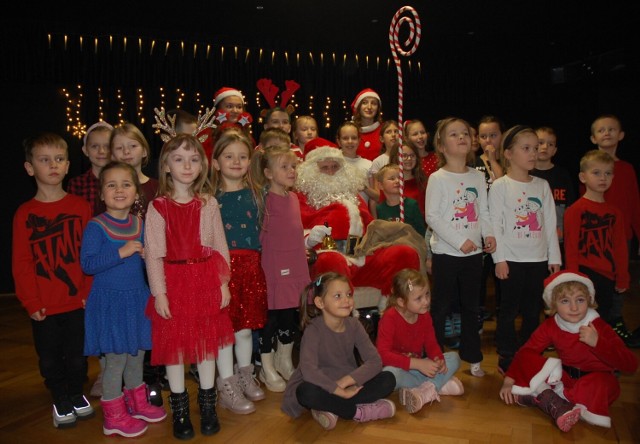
[505,311,638,428]
[295,147,420,296]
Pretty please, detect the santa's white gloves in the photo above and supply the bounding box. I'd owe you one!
[305,225,332,249]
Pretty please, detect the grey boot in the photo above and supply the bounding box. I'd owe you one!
[216,374,255,415]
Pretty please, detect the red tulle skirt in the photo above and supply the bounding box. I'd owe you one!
[146,251,235,365]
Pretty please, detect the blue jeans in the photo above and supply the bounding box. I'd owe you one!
[383,351,460,391]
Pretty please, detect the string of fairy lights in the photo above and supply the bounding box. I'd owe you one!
[63,85,352,139]
[54,32,417,138]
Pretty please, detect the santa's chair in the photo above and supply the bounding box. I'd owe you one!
[310,220,427,339]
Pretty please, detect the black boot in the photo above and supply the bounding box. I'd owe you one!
[169,390,195,440]
[197,387,220,435]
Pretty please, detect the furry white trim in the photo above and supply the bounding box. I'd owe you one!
[351,89,381,114]
[511,357,563,396]
[296,153,367,210]
[359,121,381,134]
[543,270,595,308]
[580,407,611,428]
[554,308,600,333]
[214,88,243,107]
[303,146,345,165]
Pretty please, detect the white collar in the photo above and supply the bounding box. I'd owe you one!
[360,121,380,133]
[554,308,599,333]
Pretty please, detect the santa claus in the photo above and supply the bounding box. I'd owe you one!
[295,146,420,302]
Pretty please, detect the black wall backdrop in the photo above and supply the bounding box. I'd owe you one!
[1,5,639,293]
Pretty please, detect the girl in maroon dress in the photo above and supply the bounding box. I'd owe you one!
[250,145,311,393]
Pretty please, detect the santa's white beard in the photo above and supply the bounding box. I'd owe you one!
[296,162,367,209]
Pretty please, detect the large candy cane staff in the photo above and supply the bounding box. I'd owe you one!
[389,6,421,222]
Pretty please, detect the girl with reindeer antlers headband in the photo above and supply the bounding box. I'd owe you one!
[256,79,304,158]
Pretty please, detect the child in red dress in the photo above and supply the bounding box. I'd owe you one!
[145,134,239,439]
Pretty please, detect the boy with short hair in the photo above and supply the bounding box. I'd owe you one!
[530,126,577,246]
[588,115,640,246]
[564,150,637,346]
[12,132,94,428]
[499,271,638,431]
[375,164,426,236]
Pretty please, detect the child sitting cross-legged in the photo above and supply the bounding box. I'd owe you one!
[376,269,464,414]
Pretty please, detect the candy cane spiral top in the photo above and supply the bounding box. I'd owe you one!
[389,6,421,223]
[389,5,421,129]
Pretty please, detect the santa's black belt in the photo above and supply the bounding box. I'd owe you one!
[335,236,361,255]
[562,365,591,379]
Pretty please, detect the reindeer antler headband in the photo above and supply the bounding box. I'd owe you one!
[152,107,217,143]
[256,78,301,116]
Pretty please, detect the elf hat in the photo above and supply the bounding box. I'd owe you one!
[214,87,244,107]
[351,88,381,115]
[542,270,595,308]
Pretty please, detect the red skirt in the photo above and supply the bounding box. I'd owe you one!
[146,251,235,365]
[228,249,268,331]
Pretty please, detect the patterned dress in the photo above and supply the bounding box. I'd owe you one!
[82,212,151,356]
[217,188,268,331]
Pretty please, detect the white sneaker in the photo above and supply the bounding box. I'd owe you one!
[470,362,485,377]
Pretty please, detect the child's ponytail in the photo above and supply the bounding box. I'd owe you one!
[298,272,352,330]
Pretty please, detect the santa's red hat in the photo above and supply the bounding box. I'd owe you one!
[542,270,595,308]
[351,88,381,115]
[214,87,244,107]
[304,145,344,166]
[303,137,338,158]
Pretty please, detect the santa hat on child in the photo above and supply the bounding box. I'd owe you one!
[350,88,381,115]
[83,121,114,149]
[542,270,596,308]
[213,87,244,107]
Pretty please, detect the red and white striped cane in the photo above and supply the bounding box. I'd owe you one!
[389,6,421,223]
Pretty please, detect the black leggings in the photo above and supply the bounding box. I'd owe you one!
[296,371,395,419]
[259,307,298,354]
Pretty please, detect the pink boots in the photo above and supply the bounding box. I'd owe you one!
[101,395,147,437]
[353,399,396,422]
[438,377,465,396]
[235,364,266,401]
[399,381,441,414]
[124,383,167,422]
[216,374,256,414]
[101,385,166,437]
